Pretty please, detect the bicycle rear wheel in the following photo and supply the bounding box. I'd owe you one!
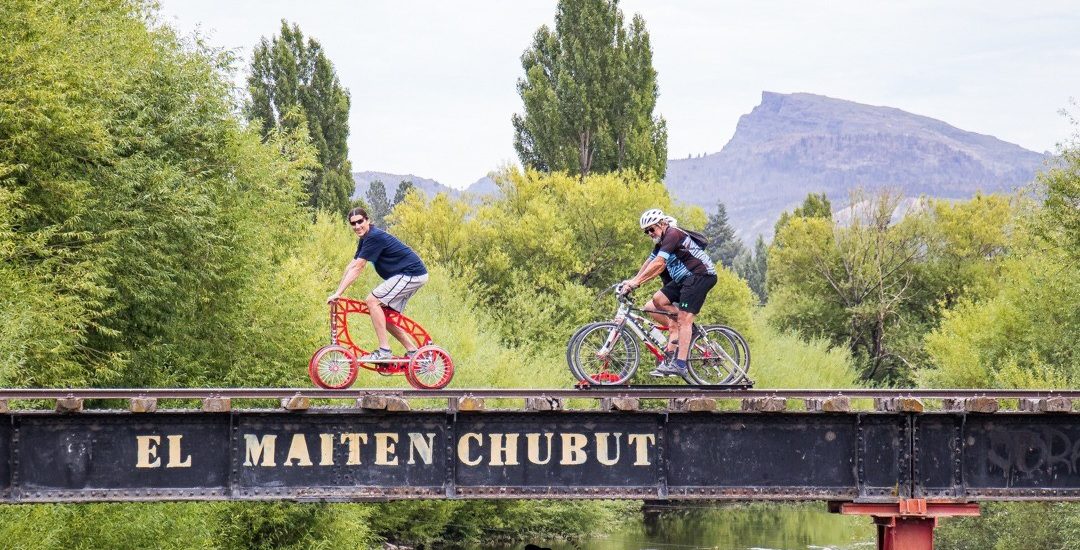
[714,325,751,373]
[685,326,742,385]
[568,322,640,385]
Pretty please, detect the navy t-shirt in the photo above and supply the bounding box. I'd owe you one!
[354,226,428,279]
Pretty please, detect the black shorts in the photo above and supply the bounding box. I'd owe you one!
[659,273,718,315]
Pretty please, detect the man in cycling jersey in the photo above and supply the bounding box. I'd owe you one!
[327,207,429,362]
[619,209,718,377]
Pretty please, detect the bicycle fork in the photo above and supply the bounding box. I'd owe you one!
[595,319,631,360]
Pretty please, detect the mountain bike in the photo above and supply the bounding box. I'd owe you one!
[566,285,751,386]
[308,298,454,390]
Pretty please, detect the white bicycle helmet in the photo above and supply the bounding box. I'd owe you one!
[639,208,667,229]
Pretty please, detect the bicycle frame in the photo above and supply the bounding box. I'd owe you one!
[601,294,746,376]
[311,300,454,390]
[594,295,674,363]
[568,285,752,387]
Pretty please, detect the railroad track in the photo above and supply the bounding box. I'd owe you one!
[1,386,1078,400]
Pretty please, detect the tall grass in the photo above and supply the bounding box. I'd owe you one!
[747,313,861,389]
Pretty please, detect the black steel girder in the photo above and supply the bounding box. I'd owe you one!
[0,409,1077,503]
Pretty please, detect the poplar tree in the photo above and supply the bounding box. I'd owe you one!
[247,20,353,216]
[512,0,667,180]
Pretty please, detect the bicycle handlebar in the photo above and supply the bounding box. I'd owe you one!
[606,282,679,319]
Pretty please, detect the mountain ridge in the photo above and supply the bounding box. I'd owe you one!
[664,91,1046,240]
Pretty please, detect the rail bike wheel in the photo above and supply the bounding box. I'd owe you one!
[308,345,359,389]
[405,345,454,390]
[568,322,640,385]
[685,326,743,385]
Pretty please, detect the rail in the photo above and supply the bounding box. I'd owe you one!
[1,387,1079,400]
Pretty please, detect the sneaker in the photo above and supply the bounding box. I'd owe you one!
[650,361,687,378]
[359,348,393,362]
[662,344,678,363]
[657,351,675,372]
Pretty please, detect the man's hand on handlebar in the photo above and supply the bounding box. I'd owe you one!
[616,280,637,296]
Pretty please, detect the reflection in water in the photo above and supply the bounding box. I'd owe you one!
[499,503,875,550]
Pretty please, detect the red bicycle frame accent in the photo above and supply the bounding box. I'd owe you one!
[643,324,670,361]
[329,298,433,373]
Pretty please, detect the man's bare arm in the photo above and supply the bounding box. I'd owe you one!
[327,258,368,302]
[627,257,666,289]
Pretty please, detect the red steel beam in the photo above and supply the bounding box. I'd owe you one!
[831,500,980,550]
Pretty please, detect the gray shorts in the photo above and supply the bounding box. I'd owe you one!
[371,273,428,312]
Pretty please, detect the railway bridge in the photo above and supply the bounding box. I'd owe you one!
[4,386,1080,549]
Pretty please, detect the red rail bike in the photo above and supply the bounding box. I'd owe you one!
[308,298,454,390]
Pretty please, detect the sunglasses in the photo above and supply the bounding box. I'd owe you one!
[643,225,660,235]
[349,218,367,227]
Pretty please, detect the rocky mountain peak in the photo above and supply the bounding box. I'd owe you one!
[666,92,1046,241]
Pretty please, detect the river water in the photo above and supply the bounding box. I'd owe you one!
[500,503,875,550]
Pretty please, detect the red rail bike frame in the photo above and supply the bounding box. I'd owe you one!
[329,298,433,373]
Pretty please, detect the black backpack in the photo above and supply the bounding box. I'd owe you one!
[680,227,710,249]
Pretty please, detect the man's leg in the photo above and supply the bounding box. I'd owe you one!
[646,292,678,328]
[365,294,392,350]
[646,292,679,352]
[672,273,717,370]
[386,322,419,353]
[653,282,682,351]
[675,310,696,362]
[370,274,428,355]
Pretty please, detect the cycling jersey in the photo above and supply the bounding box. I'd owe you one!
[647,227,716,283]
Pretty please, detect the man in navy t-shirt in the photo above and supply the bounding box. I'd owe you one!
[327,207,429,362]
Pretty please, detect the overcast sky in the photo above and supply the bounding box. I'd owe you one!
[157,0,1080,188]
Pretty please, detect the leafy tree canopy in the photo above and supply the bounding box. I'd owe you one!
[917,127,1080,389]
[392,169,753,347]
[734,236,768,304]
[392,180,415,209]
[512,0,667,180]
[767,190,1025,382]
[774,192,832,236]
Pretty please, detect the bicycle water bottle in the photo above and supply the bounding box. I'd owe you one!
[649,326,667,345]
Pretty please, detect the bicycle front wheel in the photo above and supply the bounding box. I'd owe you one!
[686,326,743,385]
[569,322,640,385]
[566,322,603,382]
